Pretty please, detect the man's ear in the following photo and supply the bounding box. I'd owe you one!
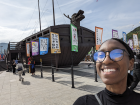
[128,58,134,70]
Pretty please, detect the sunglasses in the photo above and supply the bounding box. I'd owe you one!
[93,49,130,63]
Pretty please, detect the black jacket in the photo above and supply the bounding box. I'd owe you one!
[73,88,140,105]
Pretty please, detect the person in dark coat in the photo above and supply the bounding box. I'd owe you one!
[12,59,16,74]
[73,38,140,105]
[30,57,35,76]
[130,54,140,90]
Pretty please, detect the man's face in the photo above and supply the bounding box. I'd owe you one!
[96,39,134,85]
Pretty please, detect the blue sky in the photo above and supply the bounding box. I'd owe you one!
[0,0,140,43]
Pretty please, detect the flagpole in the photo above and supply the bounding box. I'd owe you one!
[38,0,41,31]
[52,0,55,26]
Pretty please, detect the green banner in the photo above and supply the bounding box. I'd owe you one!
[70,24,78,52]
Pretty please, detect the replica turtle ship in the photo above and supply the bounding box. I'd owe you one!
[7,10,95,67]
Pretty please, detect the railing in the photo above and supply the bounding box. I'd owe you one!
[9,42,25,50]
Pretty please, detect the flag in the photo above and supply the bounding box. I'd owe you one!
[129,39,133,50]
[95,26,103,50]
[26,43,30,57]
[112,29,119,38]
[70,24,78,52]
[122,32,127,43]
[133,34,139,49]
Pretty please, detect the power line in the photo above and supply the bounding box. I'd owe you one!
[19,3,38,40]
[56,0,66,24]
[26,0,49,38]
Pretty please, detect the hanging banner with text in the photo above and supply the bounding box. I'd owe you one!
[31,41,39,56]
[50,32,61,54]
[39,37,49,55]
[133,34,139,49]
[26,43,30,57]
[95,27,103,50]
[129,39,133,50]
[112,29,119,38]
[122,32,127,43]
[70,24,78,52]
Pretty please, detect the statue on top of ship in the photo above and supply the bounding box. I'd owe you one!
[64,10,85,30]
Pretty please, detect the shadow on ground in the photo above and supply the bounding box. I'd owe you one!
[45,77,62,80]
[76,85,104,93]
[56,81,83,86]
[21,81,31,85]
[60,69,100,79]
[31,74,43,79]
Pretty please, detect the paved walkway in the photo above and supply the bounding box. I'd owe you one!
[0,63,140,105]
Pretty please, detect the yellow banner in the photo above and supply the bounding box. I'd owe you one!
[133,34,139,49]
[50,32,61,54]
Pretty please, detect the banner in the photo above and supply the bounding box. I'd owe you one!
[26,43,30,57]
[70,24,78,52]
[112,29,119,38]
[133,34,139,49]
[122,32,127,43]
[39,37,49,55]
[31,41,39,56]
[50,32,61,53]
[95,27,103,50]
[129,39,133,50]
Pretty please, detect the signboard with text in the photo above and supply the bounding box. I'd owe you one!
[31,41,39,56]
[39,37,49,55]
[50,32,61,54]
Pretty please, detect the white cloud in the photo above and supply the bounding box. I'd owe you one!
[0,26,31,43]
[0,0,140,43]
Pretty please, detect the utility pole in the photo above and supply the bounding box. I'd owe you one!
[52,0,55,26]
[38,0,41,31]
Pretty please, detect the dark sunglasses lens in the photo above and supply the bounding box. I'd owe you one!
[110,49,123,61]
[94,52,105,62]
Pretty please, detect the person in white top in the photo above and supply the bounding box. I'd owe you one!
[15,60,24,82]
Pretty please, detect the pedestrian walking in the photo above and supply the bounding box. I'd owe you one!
[15,60,24,82]
[130,54,140,90]
[73,38,140,105]
[12,59,16,74]
[30,57,35,76]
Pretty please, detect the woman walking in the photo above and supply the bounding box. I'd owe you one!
[30,57,35,76]
[16,60,24,82]
[12,59,16,74]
